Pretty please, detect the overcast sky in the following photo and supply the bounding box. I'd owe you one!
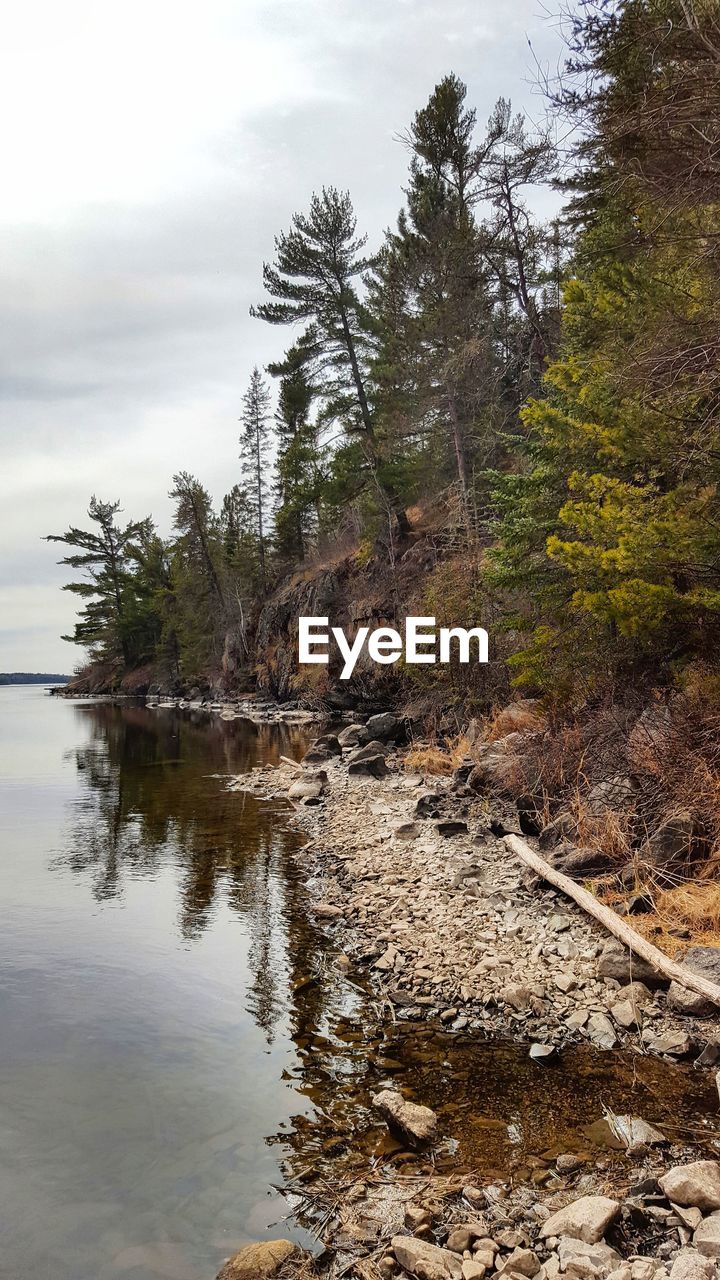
[0,0,570,673]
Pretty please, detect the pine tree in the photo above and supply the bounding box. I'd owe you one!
[268,343,323,563]
[239,366,272,593]
[45,497,152,666]
[251,187,409,536]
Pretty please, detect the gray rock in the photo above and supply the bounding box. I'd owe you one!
[436,820,469,838]
[641,813,695,868]
[694,1212,720,1258]
[348,753,389,778]
[669,1248,716,1280]
[373,1089,438,1145]
[496,1249,540,1277]
[586,1012,617,1049]
[539,1196,620,1244]
[668,948,720,1016]
[660,1161,720,1211]
[604,1114,667,1151]
[539,812,577,851]
[597,941,663,987]
[366,712,401,741]
[288,774,325,801]
[446,1223,491,1254]
[392,1235,463,1279]
[395,822,420,841]
[415,791,445,818]
[642,1028,692,1056]
[468,734,524,793]
[338,723,369,747]
[585,776,636,818]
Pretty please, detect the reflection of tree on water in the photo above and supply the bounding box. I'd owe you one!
[57,702,333,1043]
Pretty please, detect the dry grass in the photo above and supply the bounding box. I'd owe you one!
[403,734,470,776]
[485,701,547,742]
[600,879,720,957]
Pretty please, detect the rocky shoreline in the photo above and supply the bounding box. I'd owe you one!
[218,717,720,1280]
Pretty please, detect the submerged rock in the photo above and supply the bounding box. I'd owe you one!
[373,1089,438,1145]
[216,1239,299,1279]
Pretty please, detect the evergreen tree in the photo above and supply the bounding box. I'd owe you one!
[45,498,152,666]
[268,343,322,562]
[239,366,272,593]
[168,473,226,675]
[251,187,410,535]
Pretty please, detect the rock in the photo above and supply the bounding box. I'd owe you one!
[373,1090,438,1145]
[392,1235,463,1279]
[586,1012,617,1050]
[436,820,469,838]
[302,745,333,765]
[539,1196,620,1244]
[468,735,523,793]
[539,812,577,851]
[694,1212,720,1257]
[553,847,615,879]
[668,948,720,1015]
[347,740,389,764]
[597,941,663,987]
[313,733,342,754]
[671,1206,703,1231]
[669,1250,716,1280]
[446,1224,490,1254]
[348,753,389,778]
[604,1115,667,1151]
[338,723,369,748]
[585,776,636,818]
[610,999,641,1029]
[660,1161,720,1211]
[366,712,401,741]
[462,1263,486,1280]
[216,1239,298,1279]
[530,1043,556,1062]
[415,791,445,818]
[288,774,325,801]
[405,1204,433,1232]
[496,1248,540,1277]
[395,822,420,841]
[556,1237,620,1276]
[313,902,344,919]
[640,813,695,869]
[642,1028,692,1056]
[556,1154,585,1173]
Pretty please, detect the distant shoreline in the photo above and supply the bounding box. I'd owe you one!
[0,673,70,686]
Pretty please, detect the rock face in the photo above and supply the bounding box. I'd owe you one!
[539,1195,620,1244]
[372,1089,438,1145]
[216,1239,298,1279]
[391,1234,463,1279]
[659,1161,720,1211]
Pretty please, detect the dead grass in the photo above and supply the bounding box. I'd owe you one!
[403,734,470,776]
[485,701,547,742]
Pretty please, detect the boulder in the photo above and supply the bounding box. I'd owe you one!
[436,820,469,838]
[659,1161,720,1211]
[391,1234,463,1279]
[642,1028,692,1056]
[338,723,369,748]
[373,1089,438,1146]
[669,1249,716,1280]
[366,712,401,741]
[287,774,325,802]
[539,812,578,851]
[668,947,720,1016]
[313,733,342,755]
[468,734,523,793]
[553,846,615,880]
[694,1212,720,1258]
[640,813,695,869]
[496,1248,540,1277]
[348,754,389,779]
[585,776,637,819]
[216,1239,298,1279]
[597,941,664,987]
[539,1196,620,1244]
[347,740,389,764]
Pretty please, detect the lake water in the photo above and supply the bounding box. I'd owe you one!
[1,686,717,1280]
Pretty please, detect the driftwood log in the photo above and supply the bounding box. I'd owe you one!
[504,833,720,1007]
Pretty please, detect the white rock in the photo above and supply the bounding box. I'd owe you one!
[694,1212,720,1258]
[669,1249,716,1280]
[540,1197,621,1245]
[660,1162,720,1211]
[392,1234,464,1279]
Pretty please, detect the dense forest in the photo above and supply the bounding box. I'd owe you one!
[49,0,720,716]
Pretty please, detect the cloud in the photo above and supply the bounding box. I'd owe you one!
[0,0,569,670]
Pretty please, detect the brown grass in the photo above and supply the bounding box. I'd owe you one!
[600,879,720,957]
[485,701,547,742]
[403,734,470,776]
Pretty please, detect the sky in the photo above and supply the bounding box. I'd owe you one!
[0,0,570,673]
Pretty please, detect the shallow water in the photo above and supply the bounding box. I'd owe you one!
[0,687,717,1280]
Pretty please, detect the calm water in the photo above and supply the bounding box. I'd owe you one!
[1,687,717,1280]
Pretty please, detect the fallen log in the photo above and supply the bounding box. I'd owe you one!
[503,833,720,1007]
[280,754,303,772]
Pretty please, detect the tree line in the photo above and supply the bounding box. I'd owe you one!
[48,0,720,703]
